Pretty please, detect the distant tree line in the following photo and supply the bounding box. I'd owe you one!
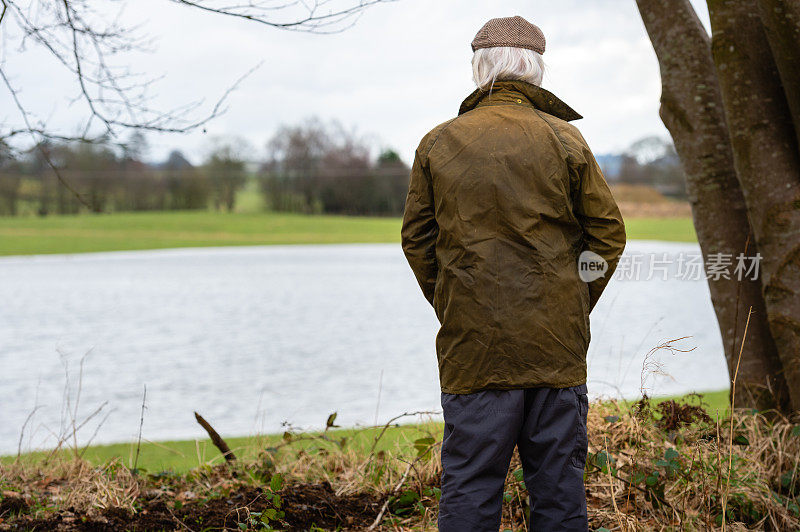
[0,133,248,216]
[0,120,411,217]
[600,136,687,198]
[0,120,686,218]
[261,119,409,216]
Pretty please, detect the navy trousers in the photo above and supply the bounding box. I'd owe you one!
[438,385,589,532]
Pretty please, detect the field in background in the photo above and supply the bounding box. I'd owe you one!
[0,211,696,256]
[0,210,402,256]
[0,181,696,256]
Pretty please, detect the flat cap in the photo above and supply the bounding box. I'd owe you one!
[471,16,546,55]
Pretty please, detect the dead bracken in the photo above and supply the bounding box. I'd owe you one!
[1,396,799,531]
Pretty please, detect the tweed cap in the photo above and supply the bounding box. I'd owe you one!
[471,16,546,54]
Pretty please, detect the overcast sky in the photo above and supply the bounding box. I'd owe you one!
[1,0,712,164]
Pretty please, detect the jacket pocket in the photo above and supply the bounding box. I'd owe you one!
[581,282,591,344]
[432,272,444,323]
[571,391,589,469]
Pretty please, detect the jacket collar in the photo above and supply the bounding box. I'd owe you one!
[458,80,582,121]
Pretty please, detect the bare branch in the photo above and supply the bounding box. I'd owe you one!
[168,0,392,33]
[0,0,390,205]
[0,0,375,146]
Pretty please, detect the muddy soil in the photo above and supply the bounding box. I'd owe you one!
[2,482,384,531]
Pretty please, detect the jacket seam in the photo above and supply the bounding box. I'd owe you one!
[475,102,535,110]
[422,117,459,162]
[531,107,571,157]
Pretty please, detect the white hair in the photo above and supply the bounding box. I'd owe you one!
[471,47,545,91]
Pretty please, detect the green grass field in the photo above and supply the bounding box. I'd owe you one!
[0,211,696,256]
[0,211,402,256]
[3,390,728,474]
[623,217,696,243]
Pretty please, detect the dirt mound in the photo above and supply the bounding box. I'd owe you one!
[0,494,29,518]
[6,482,383,531]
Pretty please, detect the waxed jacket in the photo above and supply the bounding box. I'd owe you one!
[402,80,626,394]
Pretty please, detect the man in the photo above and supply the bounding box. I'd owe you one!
[401,16,626,532]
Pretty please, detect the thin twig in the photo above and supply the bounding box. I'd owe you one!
[77,408,114,459]
[374,369,383,426]
[16,406,43,460]
[132,385,147,472]
[605,435,625,531]
[368,460,413,531]
[169,0,391,33]
[728,235,751,389]
[368,410,438,456]
[722,306,753,530]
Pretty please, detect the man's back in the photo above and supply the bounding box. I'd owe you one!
[401,18,626,531]
[403,80,625,394]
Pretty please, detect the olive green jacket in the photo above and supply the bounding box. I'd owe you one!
[401,80,626,394]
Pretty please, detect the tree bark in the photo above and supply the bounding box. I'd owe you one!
[709,0,800,412]
[758,0,800,147]
[636,0,791,411]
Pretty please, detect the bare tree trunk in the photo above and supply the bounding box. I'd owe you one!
[709,0,800,411]
[37,174,51,216]
[636,0,791,411]
[0,175,22,216]
[758,0,800,145]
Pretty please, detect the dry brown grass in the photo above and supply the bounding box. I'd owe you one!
[1,458,141,516]
[612,185,677,204]
[2,399,799,531]
[611,184,692,219]
[583,401,799,531]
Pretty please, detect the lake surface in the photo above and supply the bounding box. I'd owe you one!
[0,242,729,454]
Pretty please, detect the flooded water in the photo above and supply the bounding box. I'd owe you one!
[0,242,728,454]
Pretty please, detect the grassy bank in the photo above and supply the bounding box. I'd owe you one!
[4,391,729,475]
[0,211,696,256]
[2,391,797,531]
[0,211,402,256]
[622,217,696,243]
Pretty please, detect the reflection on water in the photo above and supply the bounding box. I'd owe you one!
[0,242,728,453]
